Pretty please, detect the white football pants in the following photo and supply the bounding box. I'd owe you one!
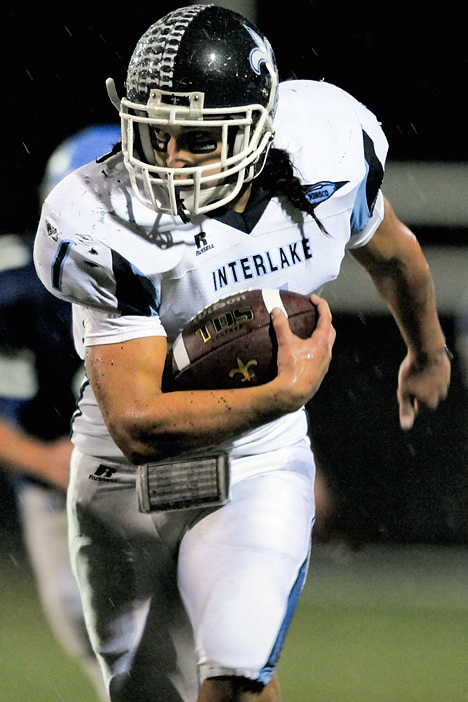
[68,440,316,701]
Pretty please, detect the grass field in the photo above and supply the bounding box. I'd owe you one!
[0,555,98,701]
[1,541,467,701]
[278,543,468,702]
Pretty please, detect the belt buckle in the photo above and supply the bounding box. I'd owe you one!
[137,451,230,513]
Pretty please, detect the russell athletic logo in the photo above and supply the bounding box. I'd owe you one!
[89,465,118,482]
[195,232,214,256]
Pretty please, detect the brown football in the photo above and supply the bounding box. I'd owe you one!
[163,289,318,391]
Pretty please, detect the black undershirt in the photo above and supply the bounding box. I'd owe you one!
[207,185,273,233]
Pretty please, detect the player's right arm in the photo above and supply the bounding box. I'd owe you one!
[34,189,335,464]
[85,294,335,464]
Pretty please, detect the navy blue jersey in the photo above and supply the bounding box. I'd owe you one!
[0,234,81,442]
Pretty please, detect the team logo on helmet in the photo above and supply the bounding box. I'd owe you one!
[245,25,276,77]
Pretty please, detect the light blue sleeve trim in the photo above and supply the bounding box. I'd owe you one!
[350,161,372,236]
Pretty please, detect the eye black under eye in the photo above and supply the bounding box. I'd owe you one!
[150,131,168,152]
[183,134,218,154]
[150,130,219,154]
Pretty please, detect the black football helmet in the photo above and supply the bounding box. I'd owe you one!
[106,4,278,218]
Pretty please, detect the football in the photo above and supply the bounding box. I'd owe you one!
[163,289,318,391]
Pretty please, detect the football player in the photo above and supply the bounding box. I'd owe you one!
[0,125,120,701]
[33,6,451,702]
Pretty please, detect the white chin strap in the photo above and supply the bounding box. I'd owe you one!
[142,169,247,220]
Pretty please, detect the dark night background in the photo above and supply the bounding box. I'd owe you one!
[2,0,468,232]
[1,1,467,546]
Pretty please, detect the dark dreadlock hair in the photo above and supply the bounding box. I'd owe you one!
[259,147,328,234]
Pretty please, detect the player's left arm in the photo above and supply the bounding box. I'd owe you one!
[350,195,451,430]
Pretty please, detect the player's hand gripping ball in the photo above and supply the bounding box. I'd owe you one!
[163,289,318,391]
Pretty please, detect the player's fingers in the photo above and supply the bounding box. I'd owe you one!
[310,296,332,331]
[271,303,335,363]
[309,296,336,353]
[310,294,332,326]
[398,393,417,430]
[271,296,335,354]
[270,306,291,341]
[270,305,317,343]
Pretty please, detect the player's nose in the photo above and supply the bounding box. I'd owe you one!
[165,138,191,168]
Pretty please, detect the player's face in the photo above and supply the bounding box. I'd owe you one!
[151,125,224,183]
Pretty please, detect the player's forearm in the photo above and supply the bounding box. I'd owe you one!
[106,381,302,464]
[91,300,334,464]
[368,249,447,360]
[0,422,37,469]
[90,356,280,463]
[353,197,447,360]
[0,421,71,488]
[0,422,51,474]
[106,333,332,464]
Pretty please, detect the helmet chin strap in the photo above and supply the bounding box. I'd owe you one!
[175,188,190,223]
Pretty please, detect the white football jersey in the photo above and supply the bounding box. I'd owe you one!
[34,80,388,461]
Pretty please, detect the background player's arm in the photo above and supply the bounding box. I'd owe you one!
[85,295,335,464]
[0,419,71,490]
[350,196,450,429]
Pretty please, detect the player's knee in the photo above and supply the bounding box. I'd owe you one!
[200,674,280,701]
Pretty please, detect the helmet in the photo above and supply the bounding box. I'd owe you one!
[40,124,121,201]
[108,4,278,219]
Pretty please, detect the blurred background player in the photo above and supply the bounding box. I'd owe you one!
[0,124,121,701]
[456,294,468,392]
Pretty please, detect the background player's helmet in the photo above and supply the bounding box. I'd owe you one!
[39,124,121,201]
[110,4,278,219]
